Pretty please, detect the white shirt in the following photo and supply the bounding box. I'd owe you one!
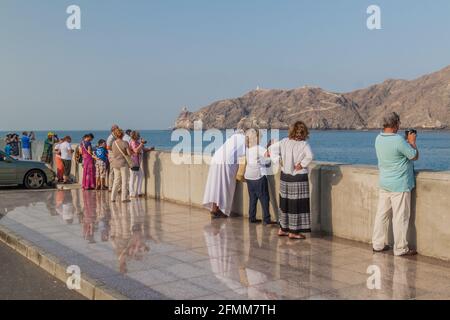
[244,145,271,180]
[269,138,313,175]
[106,134,115,149]
[59,141,73,160]
[123,134,131,143]
[54,143,61,158]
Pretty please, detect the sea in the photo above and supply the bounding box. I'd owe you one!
[1,130,449,171]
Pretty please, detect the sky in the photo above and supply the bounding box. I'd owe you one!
[1,0,450,130]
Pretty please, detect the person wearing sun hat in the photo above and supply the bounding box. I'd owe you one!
[41,132,56,165]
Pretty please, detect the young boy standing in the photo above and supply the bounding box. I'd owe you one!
[95,139,108,190]
[244,129,276,225]
[21,131,31,160]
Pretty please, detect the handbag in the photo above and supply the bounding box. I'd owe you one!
[114,141,134,168]
[130,142,142,172]
[236,155,247,182]
[130,163,140,172]
[74,145,82,163]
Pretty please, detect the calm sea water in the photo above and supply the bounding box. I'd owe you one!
[2,130,449,171]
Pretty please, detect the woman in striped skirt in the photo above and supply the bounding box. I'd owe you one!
[269,121,314,239]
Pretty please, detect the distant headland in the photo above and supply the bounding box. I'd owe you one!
[174,65,450,130]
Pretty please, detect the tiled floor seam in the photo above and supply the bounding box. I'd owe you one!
[0,224,129,300]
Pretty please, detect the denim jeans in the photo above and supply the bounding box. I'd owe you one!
[246,176,271,223]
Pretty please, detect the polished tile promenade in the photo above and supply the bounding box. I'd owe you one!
[1,189,450,300]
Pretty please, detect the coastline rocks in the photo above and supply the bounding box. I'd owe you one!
[175,65,450,130]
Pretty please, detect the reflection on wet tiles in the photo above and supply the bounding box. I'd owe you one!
[252,280,321,300]
[193,293,227,300]
[100,274,168,300]
[189,274,245,293]
[164,262,213,279]
[416,292,450,300]
[127,268,179,286]
[288,274,351,292]
[310,265,369,286]
[166,250,209,263]
[219,288,252,300]
[1,189,450,300]
[151,279,214,300]
[320,284,394,300]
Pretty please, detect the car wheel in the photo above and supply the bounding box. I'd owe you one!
[24,170,46,189]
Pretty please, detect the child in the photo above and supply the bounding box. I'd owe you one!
[54,139,64,182]
[244,129,276,225]
[94,139,108,190]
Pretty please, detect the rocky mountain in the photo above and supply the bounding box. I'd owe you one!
[344,65,450,129]
[175,65,450,130]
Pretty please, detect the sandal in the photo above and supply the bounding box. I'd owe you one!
[278,230,289,237]
[289,233,306,240]
[210,211,221,219]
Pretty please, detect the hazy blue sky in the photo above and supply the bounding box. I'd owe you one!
[1,0,450,130]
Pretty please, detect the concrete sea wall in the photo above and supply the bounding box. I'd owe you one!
[2,140,450,261]
[140,151,450,261]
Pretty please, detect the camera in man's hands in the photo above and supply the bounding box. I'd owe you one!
[405,128,417,138]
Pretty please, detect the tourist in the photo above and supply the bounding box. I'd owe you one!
[80,133,96,190]
[41,132,56,165]
[129,131,154,198]
[4,139,12,157]
[269,121,314,240]
[21,131,31,160]
[28,131,36,159]
[123,129,132,143]
[95,139,109,190]
[54,138,64,182]
[111,128,131,202]
[59,136,73,184]
[107,124,119,192]
[203,129,246,218]
[244,129,276,225]
[7,133,20,159]
[372,112,419,256]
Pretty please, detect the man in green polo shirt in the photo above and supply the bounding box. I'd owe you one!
[372,112,419,256]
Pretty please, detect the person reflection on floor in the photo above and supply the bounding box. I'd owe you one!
[110,201,150,274]
[129,199,150,260]
[370,252,416,299]
[61,190,75,224]
[82,190,97,244]
[110,202,130,273]
[45,190,58,216]
[96,190,111,242]
[54,190,65,218]
[203,219,278,299]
